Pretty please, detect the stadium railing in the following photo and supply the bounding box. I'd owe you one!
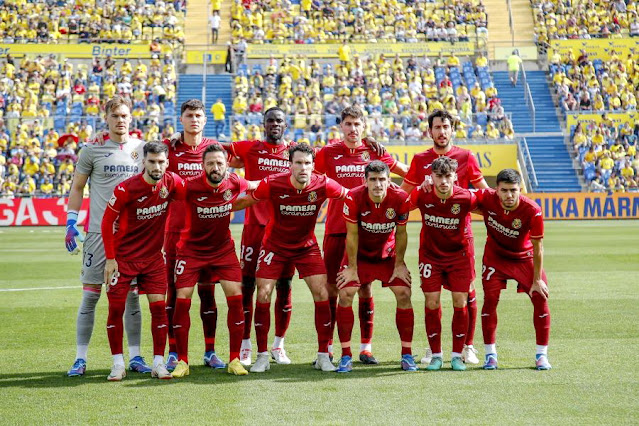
[518,136,538,191]
[520,63,536,132]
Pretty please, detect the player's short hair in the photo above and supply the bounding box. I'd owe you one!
[104,95,132,115]
[427,109,456,130]
[264,106,285,121]
[180,99,205,115]
[143,141,169,157]
[202,143,226,161]
[496,168,522,186]
[431,156,458,175]
[365,160,390,178]
[289,143,315,161]
[341,105,365,122]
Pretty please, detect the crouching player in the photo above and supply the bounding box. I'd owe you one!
[101,142,185,381]
[475,169,551,370]
[335,161,416,373]
[408,157,477,371]
[171,144,259,377]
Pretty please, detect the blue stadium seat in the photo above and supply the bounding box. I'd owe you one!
[325,114,338,127]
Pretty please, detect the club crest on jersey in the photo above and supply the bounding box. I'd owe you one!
[361,151,371,161]
[282,149,290,160]
[108,195,117,206]
[158,186,169,199]
[386,208,396,219]
[512,218,522,229]
[308,191,318,202]
[451,204,461,215]
[223,189,233,201]
[343,204,349,215]
[131,151,139,160]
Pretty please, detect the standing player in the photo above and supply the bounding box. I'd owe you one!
[234,143,348,373]
[315,106,408,364]
[334,161,416,373]
[65,96,149,377]
[408,157,477,371]
[101,142,184,381]
[474,169,551,370]
[400,109,489,365]
[163,99,237,371]
[170,144,258,378]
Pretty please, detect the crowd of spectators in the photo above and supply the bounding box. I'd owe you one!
[550,49,638,113]
[0,53,178,198]
[229,0,488,44]
[0,0,186,44]
[572,116,639,192]
[532,0,639,52]
[229,52,515,145]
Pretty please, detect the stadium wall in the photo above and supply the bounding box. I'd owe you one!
[2,192,638,226]
[0,43,153,59]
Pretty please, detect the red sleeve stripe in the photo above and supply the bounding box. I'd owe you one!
[403,177,419,186]
[344,217,358,223]
[471,176,484,183]
[530,234,544,239]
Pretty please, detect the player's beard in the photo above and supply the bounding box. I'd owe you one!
[207,171,224,184]
[148,170,164,181]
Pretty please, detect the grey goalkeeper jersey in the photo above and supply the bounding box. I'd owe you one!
[75,138,145,233]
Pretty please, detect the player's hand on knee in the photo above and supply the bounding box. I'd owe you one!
[336,266,359,289]
[529,279,549,300]
[390,262,412,285]
[65,211,84,254]
[104,259,119,287]
[420,175,433,193]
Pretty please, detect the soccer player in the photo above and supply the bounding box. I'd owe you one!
[170,144,259,377]
[315,105,409,364]
[401,109,489,365]
[408,156,477,371]
[65,96,149,377]
[234,143,348,373]
[474,169,551,370]
[163,99,239,371]
[101,142,184,381]
[334,161,417,373]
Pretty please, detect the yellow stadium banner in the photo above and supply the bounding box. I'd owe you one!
[247,41,475,59]
[185,49,227,64]
[0,43,152,59]
[566,111,638,129]
[386,144,518,176]
[528,192,639,220]
[549,38,639,61]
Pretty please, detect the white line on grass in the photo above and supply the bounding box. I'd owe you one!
[0,286,81,292]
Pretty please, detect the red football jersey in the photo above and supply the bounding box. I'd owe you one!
[409,186,477,259]
[343,184,409,260]
[103,172,184,260]
[315,140,398,235]
[178,172,248,257]
[475,188,544,260]
[230,140,293,226]
[165,137,220,232]
[251,172,347,253]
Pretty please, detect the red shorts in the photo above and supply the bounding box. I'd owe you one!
[466,235,476,280]
[241,224,294,280]
[163,231,181,288]
[108,254,167,300]
[256,243,326,280]
[419,252,473,293]
[174,246,242,289]
[482,251,548,294]
[323,233,346,285]
[340,255,409,288]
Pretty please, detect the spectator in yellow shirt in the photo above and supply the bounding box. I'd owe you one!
[211,98,226,138]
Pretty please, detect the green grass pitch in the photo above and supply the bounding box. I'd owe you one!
[0,221,637,424]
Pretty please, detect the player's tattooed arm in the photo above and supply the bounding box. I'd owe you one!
[529,238,549,300]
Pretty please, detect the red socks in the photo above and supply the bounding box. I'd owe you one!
[466,289,477,346]
[424,306,442,354]
[336,305,354,357]
[531,292,551,346]
[328,295,338,347]
[166,279,177,353]
[452,306,468,354]
[314,300,331,353]
[481,290,501,345]
[242,280,255,340]
[274,284,292,338]
[396,308,414,355]
[227,295,244,361]
[254,301,271,353]
[198,285,217,352]
[358,297,374,346]
[106,297,126,355]
[173,298,191,363]
[150,300,168,357]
